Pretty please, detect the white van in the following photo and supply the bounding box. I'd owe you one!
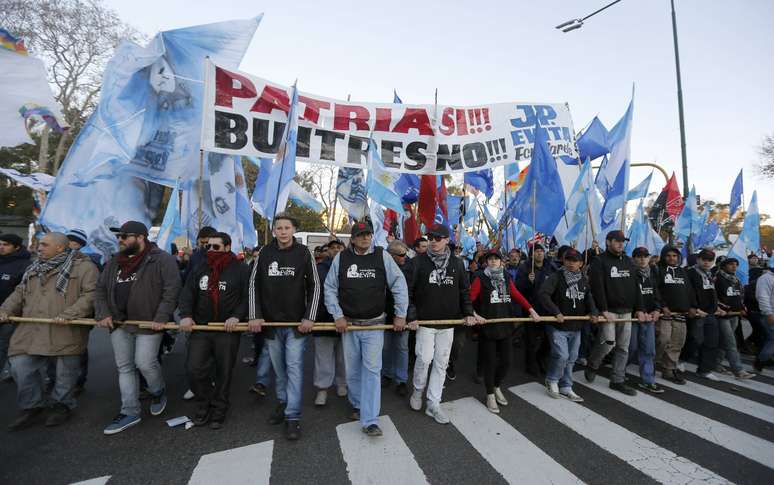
[294,232,350,251]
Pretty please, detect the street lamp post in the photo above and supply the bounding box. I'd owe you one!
[557,0,690,195]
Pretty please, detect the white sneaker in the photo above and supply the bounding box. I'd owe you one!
[183,389,194,400]
[734,370,756,380]
[677,362,686,372]
[545,381,561,399]
[560,389,584,402]
[425,403,450,424]
[698,372,719,381]
[409,389,423,411]
[486,394,500,414]
[336,384,348,397]
[493,387,509,406]
[314,389,328,406]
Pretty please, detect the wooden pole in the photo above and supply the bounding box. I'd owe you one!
[197,149,204,235]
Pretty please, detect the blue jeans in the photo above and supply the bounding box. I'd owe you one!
[718,317,743,373]
[110,328,165,417]
[382,330,408,384]
[759,317,774,362]
[267,328,307,421]
[10,354,81,410]
[629,322,656,385]
[343,329,384,427]
[254,343,272,386]
[0,323,15,372]
[546,326,581,392]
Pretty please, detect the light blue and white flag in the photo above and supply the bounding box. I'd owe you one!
[739,190,760,258]
[233,158,257,250]
[729,169,743,219]
[369,203,389,249]
[600,159,629,231]
[0,168,55,192]
[288,180,323,212]
[674,185,698,243]
[727,238,749,284]
[627,171,653,201]
[155,182,184,252]
[366,137,404,214]
[336,167,368,220]
[600,93,633,187]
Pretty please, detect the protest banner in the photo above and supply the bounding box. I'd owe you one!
[201,59,578,175]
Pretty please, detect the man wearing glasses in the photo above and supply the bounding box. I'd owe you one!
[407,224,476,424]
[95,221,181,435]
[324,221,408,437]
[178,232,249,429]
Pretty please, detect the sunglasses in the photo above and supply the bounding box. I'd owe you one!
[117,233,138,240]
[206,244,222,251]
[427,235,446,242]
[392,252,407,257]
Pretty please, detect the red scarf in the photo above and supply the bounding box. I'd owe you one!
[117,243,152,277]
[207,251,236,318]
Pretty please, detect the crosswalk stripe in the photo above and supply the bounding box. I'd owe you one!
[625,365,774,424]
[69,477,111,485]
[188,440,273,485]
[336,415,429,485]
[740,362,774,379]
[573,372,774,469]
[442,396,583,484]
[509,383,731,485]
[682,363,774,396]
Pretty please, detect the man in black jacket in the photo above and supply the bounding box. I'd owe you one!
[654,245,696,384]
[407,224,476,425]
[713,257,755,379]
[179,232,249,429]
[515,242,556,376]
[247,214,320,441]
[382,240,413,397]
[585,230,646,396]
[628,247,664,393]
[95,221,181,435]
[0,234,31,380]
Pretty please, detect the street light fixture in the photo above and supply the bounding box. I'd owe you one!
[556,0,690,196]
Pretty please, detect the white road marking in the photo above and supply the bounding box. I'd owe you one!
[510,382,731,485]
[336,415,429,485]
[682,362,774,396]
[574,372,774,469]
[188,440,273,485]
[442,396,583,484]
[69,477,111,485]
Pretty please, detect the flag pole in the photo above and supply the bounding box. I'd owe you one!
[197,149,204,236]
[531,179,537,275]
[271,82,296,222]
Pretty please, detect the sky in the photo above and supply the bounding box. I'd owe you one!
[104,0,774,222]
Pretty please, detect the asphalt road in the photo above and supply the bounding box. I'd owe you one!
[1,327,773,485]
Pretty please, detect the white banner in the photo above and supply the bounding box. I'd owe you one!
[201,59,578,175]
[0,167,55,192]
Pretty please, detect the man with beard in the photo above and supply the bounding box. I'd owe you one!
[0,234,32,381]
[0,233,98,430]
[95,221,181,435]
[179,232,249,429]
[247,214,320,441]
[407,224,476,424]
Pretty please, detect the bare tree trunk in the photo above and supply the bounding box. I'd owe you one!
[52,129,71,174]
[38,125,51,173]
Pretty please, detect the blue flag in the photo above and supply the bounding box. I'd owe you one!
[576,116,610,161]
[627,171,653,201]
[739,190,760,257]
[464,169,494,199]
[674,185,698,242]
[729,169,743,219]
[600,94,634,187]
[155,182,183,252]
[366,137,404,214]
[288,181,323,212]
[447,195,463,227]
[509,119,565,235]
[600,159,629,230]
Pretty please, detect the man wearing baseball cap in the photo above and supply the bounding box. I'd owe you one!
[585,230,646,396]
[95,221,181,435]
[324,220,408,436]
[629,247,664,393]
[407,223,476,424]
[713,256,755,379]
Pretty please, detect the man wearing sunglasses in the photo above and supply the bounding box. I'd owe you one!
[178,232,249,429]
[323,221,408,437]
[247,214,320,441]
[407,224,476,424]
[95,221,181,435]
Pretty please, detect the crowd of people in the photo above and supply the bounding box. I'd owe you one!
[0,217,772,442]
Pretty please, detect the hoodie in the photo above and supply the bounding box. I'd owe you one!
[655,245,696,313]
[0,248,32,305]
[587,249,644,314]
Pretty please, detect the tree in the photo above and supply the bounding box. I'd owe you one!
[0,0,142,173]
[759,133,774,180]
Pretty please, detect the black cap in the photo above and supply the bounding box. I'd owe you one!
[606,230,629,242]
[109,221,149,236]
[632,247,650,258]
[426,223,450,238]
[351,220,374,237]
[0,233,23,247]
[721,257,739,267]
[563,248,582,261]
[485,250,503,260]
[697,248,716,261]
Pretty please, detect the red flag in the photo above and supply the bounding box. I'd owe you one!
[402,203,419,244]
[384,208,398,233]
[664,173,684,221]
[418,175,437,229]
